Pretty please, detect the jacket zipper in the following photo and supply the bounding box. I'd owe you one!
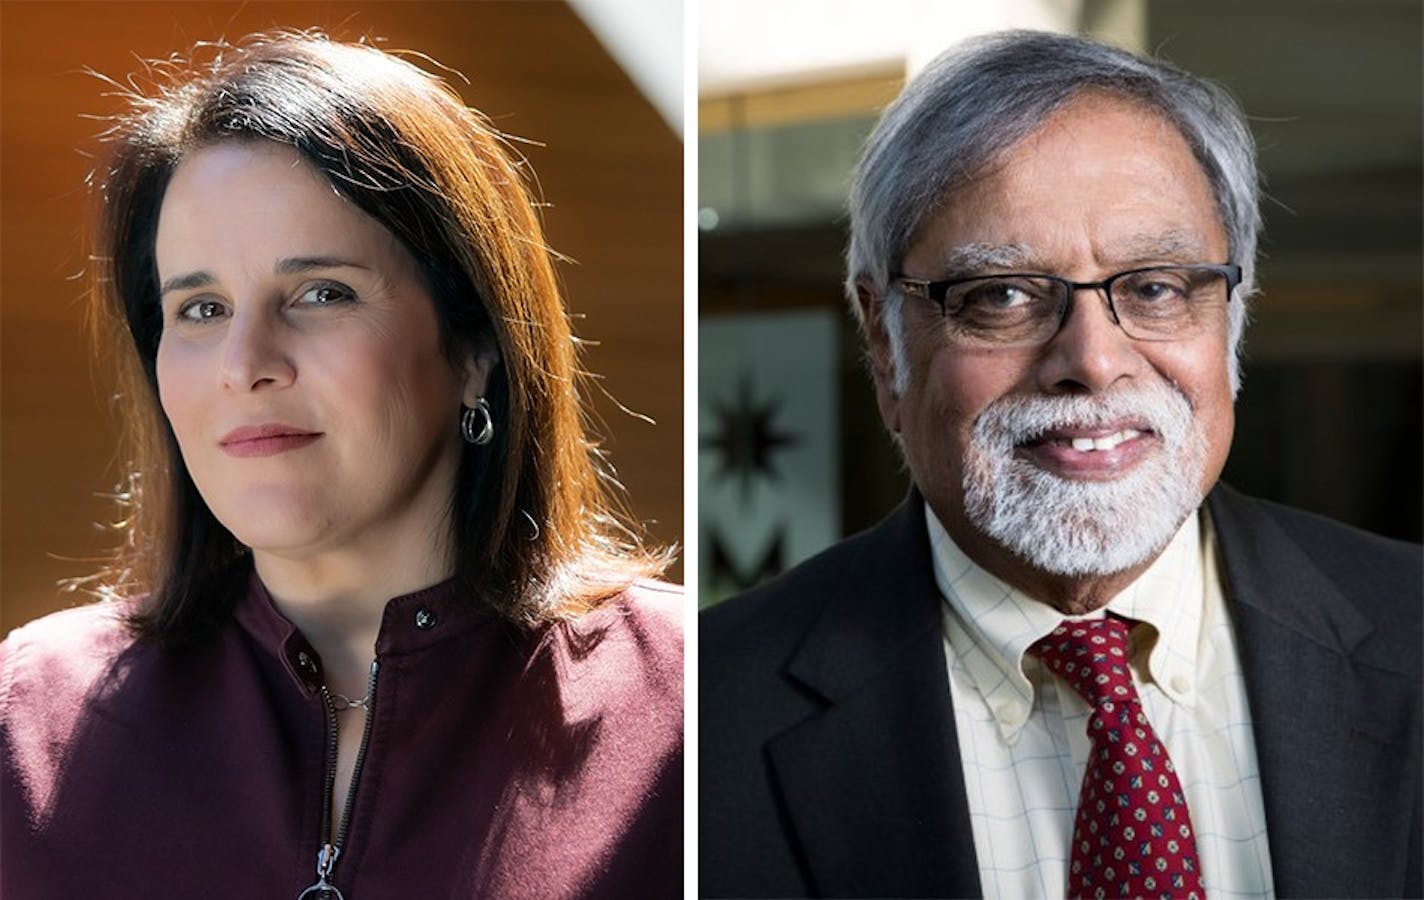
[298,659,380,900]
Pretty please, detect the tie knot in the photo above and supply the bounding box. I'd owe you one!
[1030,617,1137,707]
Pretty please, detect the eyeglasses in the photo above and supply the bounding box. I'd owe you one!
[894,263,1241,347]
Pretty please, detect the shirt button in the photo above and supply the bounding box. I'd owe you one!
[994,704,1022,727]
[1170,674,1191,695]
[414,608,437,630]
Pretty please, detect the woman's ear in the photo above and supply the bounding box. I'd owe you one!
[461,340,500,408]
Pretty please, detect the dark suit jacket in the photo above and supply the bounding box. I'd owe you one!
[700,485,1422,899]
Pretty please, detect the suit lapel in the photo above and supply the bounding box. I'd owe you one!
[1208,487,1416,898]
[765,497,981,898]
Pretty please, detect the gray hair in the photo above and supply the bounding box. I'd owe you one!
[846,30,1261,393]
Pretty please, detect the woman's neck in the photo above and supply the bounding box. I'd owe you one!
[253,542,453,698]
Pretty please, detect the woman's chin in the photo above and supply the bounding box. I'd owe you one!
[217,507,337,560]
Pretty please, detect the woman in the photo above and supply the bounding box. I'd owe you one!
[0,32,681,899]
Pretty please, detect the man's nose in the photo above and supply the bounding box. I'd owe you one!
[220,307,295,392]
[1033,287,1145,394]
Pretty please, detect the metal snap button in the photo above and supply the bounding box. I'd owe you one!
[414,608,437,630]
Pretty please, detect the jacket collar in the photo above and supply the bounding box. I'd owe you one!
[1206,484,1373,654]
[782,491,942,701]
[1207,483,1414,898]
[232,570,496,695]
[767,491,983,898]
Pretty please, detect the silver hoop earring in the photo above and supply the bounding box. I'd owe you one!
[461,398,494,445]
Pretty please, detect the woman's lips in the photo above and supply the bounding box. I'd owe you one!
[219,424,323,458]
[1016,427,1156,479]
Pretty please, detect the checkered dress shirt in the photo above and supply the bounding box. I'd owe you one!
[927,506,1275,899]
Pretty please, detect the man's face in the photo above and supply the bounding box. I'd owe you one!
[866,92,1235,584]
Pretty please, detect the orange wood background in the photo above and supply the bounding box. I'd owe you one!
[0,1,683,632]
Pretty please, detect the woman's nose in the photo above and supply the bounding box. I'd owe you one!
[220,309,295,392]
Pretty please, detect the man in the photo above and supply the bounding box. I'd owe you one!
[700,30,1421,899]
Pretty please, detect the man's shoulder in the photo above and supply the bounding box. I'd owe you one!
[1212,487,1420,593]
[1210,486,1422,672]
[701,518,893,658]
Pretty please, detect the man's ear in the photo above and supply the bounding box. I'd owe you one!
[855,278,902,435]
[461,339,500,409]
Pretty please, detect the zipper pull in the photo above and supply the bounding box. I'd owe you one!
[296,843,345,900]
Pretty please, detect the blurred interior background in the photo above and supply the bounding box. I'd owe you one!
[1,0,683,632]
[698,0,1422,605]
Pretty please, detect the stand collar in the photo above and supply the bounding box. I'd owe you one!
[232,570,497,693]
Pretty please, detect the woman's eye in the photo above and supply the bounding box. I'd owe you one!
[297,283,357,306]
[177,298,228,322]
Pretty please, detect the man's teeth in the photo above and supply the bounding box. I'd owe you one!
[1066,429,1142,452]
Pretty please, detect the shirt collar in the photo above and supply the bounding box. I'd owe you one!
[232,569,495,694]
[927,503,1206,743]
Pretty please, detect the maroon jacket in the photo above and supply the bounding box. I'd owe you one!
[1,575,683,898]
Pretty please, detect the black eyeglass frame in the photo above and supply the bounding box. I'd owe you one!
[894,263,1242,341]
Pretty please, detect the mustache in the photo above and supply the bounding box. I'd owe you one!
[971,382,1195,447]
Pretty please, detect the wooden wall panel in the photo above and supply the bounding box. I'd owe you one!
[0,1,683,631]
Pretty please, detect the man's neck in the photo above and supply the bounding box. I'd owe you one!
[936,506,1161,617]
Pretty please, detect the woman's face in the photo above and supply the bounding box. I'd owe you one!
[154,140,492,565]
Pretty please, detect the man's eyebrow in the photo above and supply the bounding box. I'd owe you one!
[1104,230,1214,265]
[930,231,1217,279]
[937,242,1036,278]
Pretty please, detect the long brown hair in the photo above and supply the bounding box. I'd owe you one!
[88,32,668,644]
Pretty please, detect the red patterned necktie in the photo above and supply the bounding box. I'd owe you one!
[1030,617,1205,900]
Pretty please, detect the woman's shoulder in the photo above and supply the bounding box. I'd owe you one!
[602,578,684,635]
[1,601,145,798]
[569,577,683,651]
[540,578,684,706]
[1,600,141,707]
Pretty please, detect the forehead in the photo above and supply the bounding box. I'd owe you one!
[909,92,1228,273]
[154,140,398,273]
[161,139,337,212]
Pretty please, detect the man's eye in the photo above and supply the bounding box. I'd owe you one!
[177,298,228,322]
[959,279,1044,309]
[1121,273,1189,303]
[1133,281,1179,301]
[297,283,357,306]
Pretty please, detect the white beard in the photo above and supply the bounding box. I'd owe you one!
[961,381,1208,577]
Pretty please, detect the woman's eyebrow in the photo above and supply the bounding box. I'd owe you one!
[274,256,371,276]
[159,270,214,297]
[158,257,372,297]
